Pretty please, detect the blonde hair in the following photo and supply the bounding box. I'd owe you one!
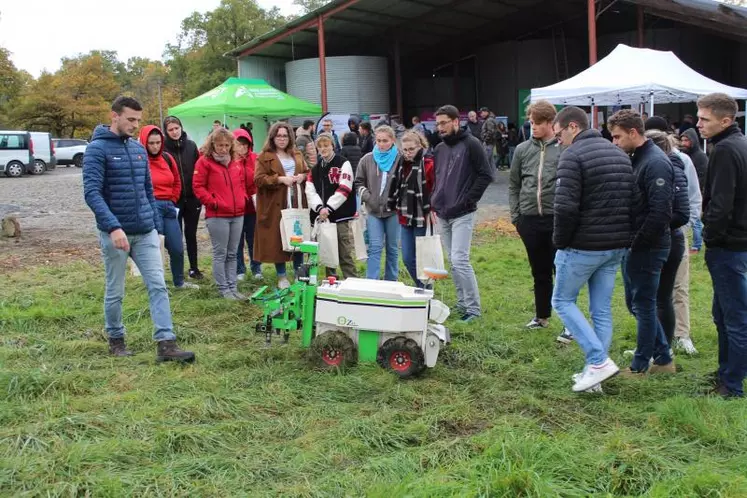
[201,128,234,157]
[374,125,396,142]
[401,129,427,150]
[645,130,672,155]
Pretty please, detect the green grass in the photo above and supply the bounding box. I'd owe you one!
[1,229,746,497]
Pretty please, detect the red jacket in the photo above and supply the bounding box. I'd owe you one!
[139,125,181,203]
[234,153,258,215]
[193,155,247,218]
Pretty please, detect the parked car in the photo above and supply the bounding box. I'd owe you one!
[0,130,34,178]
[29,131,57,174]
[52,138,88,168]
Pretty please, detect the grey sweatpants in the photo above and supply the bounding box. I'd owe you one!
[206,216,244,294]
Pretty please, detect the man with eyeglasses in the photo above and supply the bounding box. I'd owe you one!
[430,105,494,323]
[321,119,341,152]
[551,106,635,392]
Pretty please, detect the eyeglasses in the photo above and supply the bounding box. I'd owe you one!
[276,134,289,139]
[554,125,570,140]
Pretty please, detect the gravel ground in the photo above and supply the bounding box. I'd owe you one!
[0,167,510,271]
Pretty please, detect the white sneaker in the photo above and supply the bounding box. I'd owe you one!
[675,337,698,355]
[526,317,549,329]
[572,372,603,393]
[177,281,200,290]
[623,349,636,357]
[278,277,290,289]
[237,273,246,281]
[253,272,264,281]
[572,359,619,392]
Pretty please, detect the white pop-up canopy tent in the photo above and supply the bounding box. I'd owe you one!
[530,44,747,114]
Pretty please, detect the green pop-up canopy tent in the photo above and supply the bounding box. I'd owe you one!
[168,78,322,149]
[168,78,322,119]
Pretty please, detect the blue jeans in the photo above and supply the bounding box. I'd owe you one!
[622,248,673,371]
[275,253,303,277]
[156,200,184,287]
[706,248,747,396]
[552,248,626,366]
[99,229,175,342]
[366,215,400,281]
[691,219,704,251]
[439,212,481,316]
[400,224,427,287]
[237,212,261,276]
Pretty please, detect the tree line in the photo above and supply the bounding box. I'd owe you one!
[0,0,331,139]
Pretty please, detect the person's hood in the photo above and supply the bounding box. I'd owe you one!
[92,124,132,142]
[296,126,311,137]
[442,126,469,146]
[233,128,254,146]
[139,125,165,157]
[162,115,191,147]
[348,115,361,127]
[682,128,702,152]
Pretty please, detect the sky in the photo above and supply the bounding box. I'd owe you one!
[0,0,300,77]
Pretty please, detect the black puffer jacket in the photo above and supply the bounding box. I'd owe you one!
[703,124,747,251]
[553,129,636,250]
[667,152,690,230]
[630,139,674,251]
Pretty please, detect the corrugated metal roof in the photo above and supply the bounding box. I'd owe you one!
[225,0,747,59]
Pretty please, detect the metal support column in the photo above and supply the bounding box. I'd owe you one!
[318,16,328,113]
[394,41,403,121]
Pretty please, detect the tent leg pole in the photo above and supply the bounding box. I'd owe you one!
[318,16,328,113]
[649,94,654,117]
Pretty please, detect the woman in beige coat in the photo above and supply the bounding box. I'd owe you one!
[254,122,311,289]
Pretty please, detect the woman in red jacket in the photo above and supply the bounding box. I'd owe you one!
[192,128,247,299]
[139,125,198,290]
[233,128,262,281]
[387,129,436,288]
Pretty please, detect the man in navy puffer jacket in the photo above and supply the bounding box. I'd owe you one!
[83,96,194,363]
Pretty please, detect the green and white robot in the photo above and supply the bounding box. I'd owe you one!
[251,237,451,378]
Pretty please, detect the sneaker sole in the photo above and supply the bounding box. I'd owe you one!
[572,368,619,392]
[556,336,573,344]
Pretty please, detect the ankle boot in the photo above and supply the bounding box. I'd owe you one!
[156,340,195,363]
[109,337,134,357]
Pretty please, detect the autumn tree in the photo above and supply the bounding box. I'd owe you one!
[165,0,287,99]
[0,47,30,128]
[293,0,331,13]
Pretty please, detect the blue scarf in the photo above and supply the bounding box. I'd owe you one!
[373,144,398,173]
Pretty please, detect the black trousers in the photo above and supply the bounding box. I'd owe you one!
[657,229,685,346]
[517,215,556,319]
[178,197,202,271]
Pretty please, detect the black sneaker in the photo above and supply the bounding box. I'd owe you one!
[189,269,204,280]
[556,328,574,344]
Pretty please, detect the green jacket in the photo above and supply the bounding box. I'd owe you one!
[508,136,561,223]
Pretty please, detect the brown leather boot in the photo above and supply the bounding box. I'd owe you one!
[156,340,195,363]
[108,337,134,357]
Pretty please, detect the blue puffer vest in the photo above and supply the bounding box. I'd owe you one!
[83,125,162,235]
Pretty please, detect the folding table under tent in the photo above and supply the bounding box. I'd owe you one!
[530,44,747,115]
[168,78,323,149]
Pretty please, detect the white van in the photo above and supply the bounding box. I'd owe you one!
[29,131,57,174]
[0,130,34,178]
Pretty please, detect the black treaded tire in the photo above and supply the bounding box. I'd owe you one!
[377,336,426,378]
[73,154,84,168]
[309,330,357,371]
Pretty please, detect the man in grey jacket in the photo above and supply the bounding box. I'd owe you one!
[432,105,494,323]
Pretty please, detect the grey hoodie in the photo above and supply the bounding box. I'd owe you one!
[354,152,400,218]
[682,128,708,196]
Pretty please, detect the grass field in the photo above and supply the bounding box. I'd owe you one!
[1,228,746,497]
